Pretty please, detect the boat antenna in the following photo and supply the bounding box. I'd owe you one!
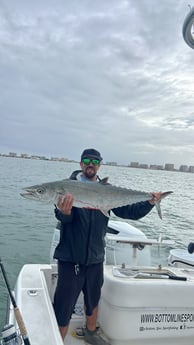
[0,258,31,345]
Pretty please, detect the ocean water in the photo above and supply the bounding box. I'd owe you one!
[1,156,194,329]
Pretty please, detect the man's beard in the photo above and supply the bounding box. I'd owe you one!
[84,167,96,179]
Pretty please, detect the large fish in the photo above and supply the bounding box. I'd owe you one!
[20,178,172,219]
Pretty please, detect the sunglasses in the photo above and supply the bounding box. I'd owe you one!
[82,158,100,166]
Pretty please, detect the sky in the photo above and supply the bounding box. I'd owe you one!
[0,0,194,168]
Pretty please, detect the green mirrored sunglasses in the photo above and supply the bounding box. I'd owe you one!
[82,158,100,166]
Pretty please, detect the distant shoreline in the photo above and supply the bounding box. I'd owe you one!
[1,153,194,174]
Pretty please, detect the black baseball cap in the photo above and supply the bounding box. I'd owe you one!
[81,148,103,162]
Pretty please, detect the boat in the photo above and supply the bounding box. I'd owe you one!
[2,219,194,345]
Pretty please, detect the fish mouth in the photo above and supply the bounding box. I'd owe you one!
[20,189,38,199]
[20,192,34,197]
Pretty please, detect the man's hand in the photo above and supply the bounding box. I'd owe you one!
[149,192,162,205]
[57,193,74,215]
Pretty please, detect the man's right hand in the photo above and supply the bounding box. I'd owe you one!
[57,193,74,215]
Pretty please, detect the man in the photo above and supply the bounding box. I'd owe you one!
[53,148,161,344]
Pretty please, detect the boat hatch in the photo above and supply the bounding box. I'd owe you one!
[112,266,187,281]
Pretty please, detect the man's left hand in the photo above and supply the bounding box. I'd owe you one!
[149,192,162,205]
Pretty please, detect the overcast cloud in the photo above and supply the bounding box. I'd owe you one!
[0,0,194,167]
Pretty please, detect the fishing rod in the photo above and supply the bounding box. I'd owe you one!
[0,258,31,345]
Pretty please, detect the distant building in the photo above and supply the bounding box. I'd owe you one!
[39,156,49,160]
[106,162,117,166]
[20,154,29,158]
[9,152,17,157]
[57,157,69,162]
[179,165,189,172]
[165,163,174,171]
[139,164,148,169]
[31,155,41,160]
[189,166,194,173]
[130,162,139,168]
[150,164,163,170]
[50,157,60,161]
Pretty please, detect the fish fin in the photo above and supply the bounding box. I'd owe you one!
[155,201,162,219]
[99,177,109,185]
[100,209,110,218]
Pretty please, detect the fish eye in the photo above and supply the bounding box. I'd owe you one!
[37,188,45,194]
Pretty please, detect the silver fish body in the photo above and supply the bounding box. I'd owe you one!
[20,178,172,218]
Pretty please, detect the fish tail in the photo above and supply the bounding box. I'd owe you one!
[155,191,173,219]
[160,191,173,199]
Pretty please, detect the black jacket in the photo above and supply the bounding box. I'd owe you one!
[53,170,154,265]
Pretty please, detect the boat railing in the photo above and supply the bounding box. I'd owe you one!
[105,234,174,266]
